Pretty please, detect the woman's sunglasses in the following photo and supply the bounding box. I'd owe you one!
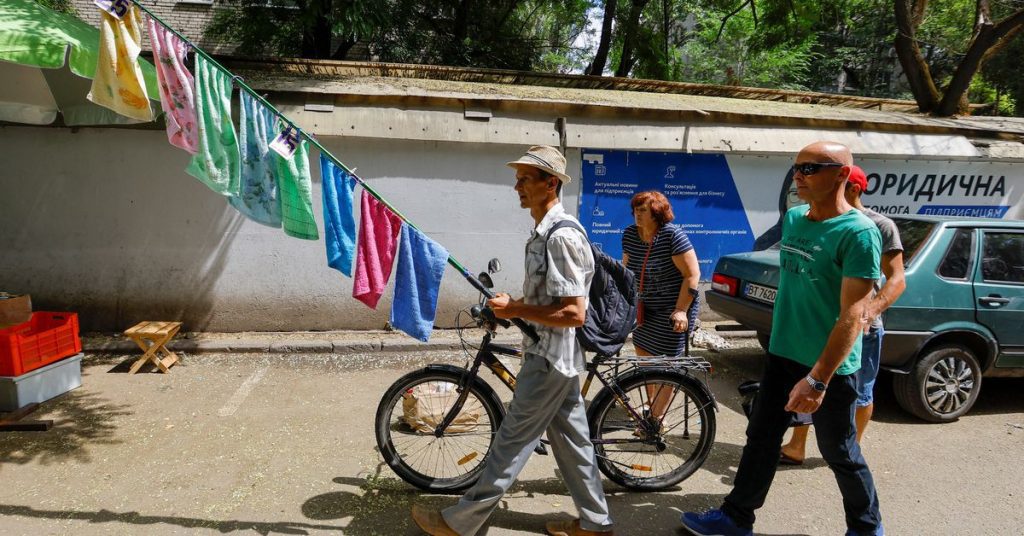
[791,162,844,175]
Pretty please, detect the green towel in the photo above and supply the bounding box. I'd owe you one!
[185,56,240,196]
[277,139,318,240]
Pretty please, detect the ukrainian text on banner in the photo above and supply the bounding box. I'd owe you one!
[724,155,1024,252]
[579,150,753,279]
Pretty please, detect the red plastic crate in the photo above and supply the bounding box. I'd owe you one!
[0,312,81,377]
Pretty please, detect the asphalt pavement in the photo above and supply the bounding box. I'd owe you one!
[1,332,1022,535]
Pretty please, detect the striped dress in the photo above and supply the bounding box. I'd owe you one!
[622,223,698,356]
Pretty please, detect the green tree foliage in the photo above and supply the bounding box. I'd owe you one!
[207,0,591,70]
[206,0,385,59]
[674,5,817,89]
[203,0,1023,116]
[34,0,76,15]
[894,0,1024,115]
[979,33,1023,115]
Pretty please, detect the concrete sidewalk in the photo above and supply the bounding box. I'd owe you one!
[82,323,754,355]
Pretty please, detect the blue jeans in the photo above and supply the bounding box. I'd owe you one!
[722,354,882,534]
[855,327,884,407]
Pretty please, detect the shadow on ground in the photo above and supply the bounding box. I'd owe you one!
[0,504,344,535]
[302,466,811,536]
[0,382,132,469]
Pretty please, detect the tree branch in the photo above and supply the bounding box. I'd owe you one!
[894,0,941,112]
[935,8,1024,115]
[715,0,754,43]
[587,0,618,75]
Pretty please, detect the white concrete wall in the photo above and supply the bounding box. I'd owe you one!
[0,126,581,332]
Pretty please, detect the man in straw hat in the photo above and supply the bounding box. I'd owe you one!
[411,146,614,536]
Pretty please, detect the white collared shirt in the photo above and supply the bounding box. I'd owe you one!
[521,203,594,377]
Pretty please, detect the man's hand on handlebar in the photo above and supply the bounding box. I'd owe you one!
[486,292,522,319]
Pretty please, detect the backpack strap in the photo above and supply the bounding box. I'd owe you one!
[539,219,589,275]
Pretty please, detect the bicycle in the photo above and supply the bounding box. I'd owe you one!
[374,260,717,493]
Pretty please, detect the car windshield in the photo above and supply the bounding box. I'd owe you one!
[892,218,936,265]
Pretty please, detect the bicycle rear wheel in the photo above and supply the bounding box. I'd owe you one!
[588,369,716,491]
[375,365,505,493]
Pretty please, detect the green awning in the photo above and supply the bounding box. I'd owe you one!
[0,0,160,125]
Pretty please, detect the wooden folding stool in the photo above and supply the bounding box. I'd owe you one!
[123,321,182,374]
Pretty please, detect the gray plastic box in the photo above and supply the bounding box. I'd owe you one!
[0,353,82,411]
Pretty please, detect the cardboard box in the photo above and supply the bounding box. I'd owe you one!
[0,293,31,327]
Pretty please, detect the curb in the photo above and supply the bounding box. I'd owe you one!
[82,323,754,355]
[82,338,464,355]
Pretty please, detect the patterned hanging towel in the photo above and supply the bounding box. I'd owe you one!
[229,92,282,227]
[87,6,153,121]
[321,155,357,276]
[185,55,241,196]
[146,18,197,153]
[277,138,318,240]
[390,224,448,342]
[353,191,403,309]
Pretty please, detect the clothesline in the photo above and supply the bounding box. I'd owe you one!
[127,0,479,283]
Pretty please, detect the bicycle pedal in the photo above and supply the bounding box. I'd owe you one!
[533,443,549,456]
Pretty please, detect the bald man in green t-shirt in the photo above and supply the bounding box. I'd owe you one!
[681,142,884,536]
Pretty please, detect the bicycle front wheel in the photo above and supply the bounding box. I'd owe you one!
[375,365,505,493]
[588,369,716,491]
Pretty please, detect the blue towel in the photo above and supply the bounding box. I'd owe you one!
[391,224,448,342]
[230,92,282,227]
[320,155,357,276]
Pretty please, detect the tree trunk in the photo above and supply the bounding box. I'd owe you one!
[313,0,333,59]
[893,0,941,112]
[331,40,357,60]
[587,0,617,76]
[442,0,472,64]
[614,0,650,77]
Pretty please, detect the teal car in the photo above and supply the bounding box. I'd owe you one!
[707,216,1024,423]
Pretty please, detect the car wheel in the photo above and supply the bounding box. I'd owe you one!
[893,344,982,423]
[756,333,771,353]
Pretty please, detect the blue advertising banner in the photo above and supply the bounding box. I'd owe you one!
[579,150,754,279]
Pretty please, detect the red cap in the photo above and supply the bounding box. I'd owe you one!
[847,165,867,191]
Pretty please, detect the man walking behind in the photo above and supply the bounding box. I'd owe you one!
[411,145,614,536]
[681,142,884,536]
[780,164,907,464]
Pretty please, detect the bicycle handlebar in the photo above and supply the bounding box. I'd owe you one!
[463,270,538,343]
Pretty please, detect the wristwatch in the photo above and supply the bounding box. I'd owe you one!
[805,375,827,393]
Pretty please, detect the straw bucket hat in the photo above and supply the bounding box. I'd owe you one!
[506,145,571,183]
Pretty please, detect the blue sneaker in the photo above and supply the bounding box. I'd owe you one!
[845,527,884,536]
[680,509,753,536]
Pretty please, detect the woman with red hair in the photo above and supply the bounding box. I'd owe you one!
[622,190,701,359]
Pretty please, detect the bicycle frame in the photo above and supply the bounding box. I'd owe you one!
[434,329,713,445]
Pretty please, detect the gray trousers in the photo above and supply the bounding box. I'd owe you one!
[441,354,613,536]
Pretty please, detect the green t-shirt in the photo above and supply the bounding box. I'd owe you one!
[769,206,881,375]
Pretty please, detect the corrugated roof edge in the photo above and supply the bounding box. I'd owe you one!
[221,56,1024,142]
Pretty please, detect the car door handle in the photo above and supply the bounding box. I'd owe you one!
[979,296,1010,306]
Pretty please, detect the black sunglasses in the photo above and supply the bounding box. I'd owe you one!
[791,162,844,176]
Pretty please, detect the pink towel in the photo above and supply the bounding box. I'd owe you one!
[147,19,198,154]
[353,191,403,309]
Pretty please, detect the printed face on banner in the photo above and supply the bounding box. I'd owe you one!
[269,126,300,158]
[94,0,130,18]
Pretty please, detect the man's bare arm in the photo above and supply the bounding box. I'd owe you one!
[488,293,586,328]
[786,277,874,413]
[866,251,906,322]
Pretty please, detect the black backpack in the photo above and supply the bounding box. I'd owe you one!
[544,220,638,357]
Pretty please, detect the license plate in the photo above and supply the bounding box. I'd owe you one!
[744,283,777,304]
